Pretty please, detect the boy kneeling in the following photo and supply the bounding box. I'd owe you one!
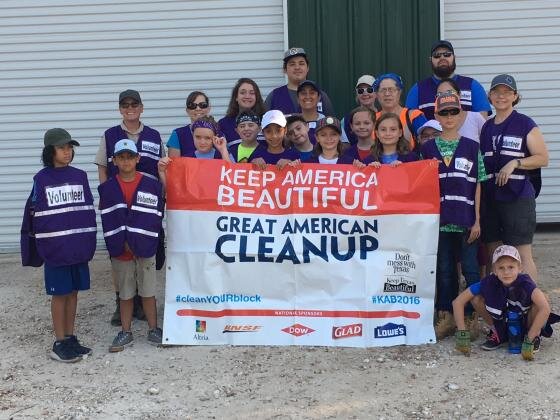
[453,245,554,360]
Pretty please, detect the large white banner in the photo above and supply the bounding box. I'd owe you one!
[162,159,440,347]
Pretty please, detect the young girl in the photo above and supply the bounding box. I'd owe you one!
[167,91,212,157]
[367,113,419,168]
[21,128,97,363]
[342,106,376,164]
[158,116,231,188]
[308,117,352,164]
[249,110,299,169]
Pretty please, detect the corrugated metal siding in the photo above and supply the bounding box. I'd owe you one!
[443,0,560,222]
[0,0,286,250]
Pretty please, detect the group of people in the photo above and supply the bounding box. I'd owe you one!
[21,40,555,363]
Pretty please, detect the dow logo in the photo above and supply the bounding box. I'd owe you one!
[282,324,315,337]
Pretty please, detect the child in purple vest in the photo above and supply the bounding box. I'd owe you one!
[99,140,164,352]
[21,128,97,363]
[453,245,555,360]
[421,92,487,341]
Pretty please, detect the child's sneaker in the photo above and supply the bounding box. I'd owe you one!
[109,331,133,353]
[50,340,81,363]
[481,328,504,350]
[435,310,456,340]
[65,335,92,356]
[147,327,163,346]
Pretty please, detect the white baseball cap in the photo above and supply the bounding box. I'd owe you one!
[113,139,138,155]
[417,120,443,136]
[261,110,287,129]
[355,75,376,88]
[492,245,521,264]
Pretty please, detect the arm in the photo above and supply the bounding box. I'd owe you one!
[404,84,419,109]
[167,130,182,158]
[527,288,551,341]
[213,136,231,162]
[95,135,109,183]
[467,183,481,243]
[452,288,475,330]
[157,157,172,190]
[470,79,491,118]
[97,165,108,184]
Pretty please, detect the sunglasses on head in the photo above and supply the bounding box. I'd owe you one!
[356,87,374,95]
[187,102,209,110]
[432,52,453,59]
[120,101,140,109]
[437,108,460,116]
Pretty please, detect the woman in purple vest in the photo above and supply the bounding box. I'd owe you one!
[480,74,549,281]
[167,91,212,157]
[22,128,97,362]
[218,78,266,144]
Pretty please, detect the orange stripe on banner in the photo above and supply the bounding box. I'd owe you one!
[166,159,440,216]
[176,309,420,319]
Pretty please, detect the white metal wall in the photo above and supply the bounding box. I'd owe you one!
[0,0,286,250]
[443,0,560,222]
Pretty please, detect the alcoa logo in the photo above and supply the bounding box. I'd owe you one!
[282,323,315,337]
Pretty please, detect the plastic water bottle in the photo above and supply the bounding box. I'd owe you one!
[507,310,522,354]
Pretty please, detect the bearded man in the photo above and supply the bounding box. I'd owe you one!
[406,40,491,120]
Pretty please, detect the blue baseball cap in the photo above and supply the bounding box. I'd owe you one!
[113,139,138,155]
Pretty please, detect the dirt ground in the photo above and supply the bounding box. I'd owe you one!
[1,227,559,420]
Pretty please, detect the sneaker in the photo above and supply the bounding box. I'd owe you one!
[435,311,456,340]
[109,331,133,353]
[65,335,92,356]
[464,313,480,341]
[147,327,163,346]
[481,328,504,350]
[133,295,147,321]
[110,297,121,327]
[50,340,81,363]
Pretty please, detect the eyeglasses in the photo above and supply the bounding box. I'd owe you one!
[356,87,374,95]
[378,87,399,95]
[187,102,209,110]
[120,102,140,109]
[437,108,460,116]
[432,52,453,59]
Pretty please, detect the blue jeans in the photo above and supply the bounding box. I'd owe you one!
[436,231,480,311]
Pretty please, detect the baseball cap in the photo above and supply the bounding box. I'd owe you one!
[297,80,320,94]
[315,116,341,134]
[119,89,142,104]
[283,47,307,63]
[431,40,454,55]
[355,75,376,88]
[435,92,461,113]
[113,139,138,155]
[417,120,443,136]
[44,128,80,147]
[492,245,521,264]
[261,110,287,129]
[490,74,517,91]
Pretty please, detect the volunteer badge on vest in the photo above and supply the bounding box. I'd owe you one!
[443,156,452,167]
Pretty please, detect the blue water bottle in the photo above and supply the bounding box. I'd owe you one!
[507,310,522,354]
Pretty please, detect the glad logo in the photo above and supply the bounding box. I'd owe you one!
[282,323,314,337]
[332,323,362,339]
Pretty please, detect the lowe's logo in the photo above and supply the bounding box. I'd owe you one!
[374,322,406,338]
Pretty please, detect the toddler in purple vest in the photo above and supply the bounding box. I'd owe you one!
[452,245,555,360]
[21,128,97,363]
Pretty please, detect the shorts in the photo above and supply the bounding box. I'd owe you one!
[481,197,536,246]
[44,262,90,296]
[111,256,156,300]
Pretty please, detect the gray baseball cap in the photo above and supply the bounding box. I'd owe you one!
[490,74,517,91]
[44,128,80,147]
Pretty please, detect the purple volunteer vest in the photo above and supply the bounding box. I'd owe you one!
[268,85,326,115]
[362,151,419,165]
[341,145,372,164]
[175,125,196,157]
[480,273,536,320]
[105,125,162,180]
[98,175,163,258]
[480,110,536,201]
[218,116,239,144]
[32,166,97,266]
[421,137,479,228]
[417,75,475,120]
[343,113,358,145]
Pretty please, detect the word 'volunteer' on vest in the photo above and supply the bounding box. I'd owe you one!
[217,166,379,210]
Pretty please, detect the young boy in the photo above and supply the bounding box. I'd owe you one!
[229,110,261,163]
[453,245,554,360]
[98,139,164,352]
[421,92,487,340]
[21,128,97,362]
[286,114,314,162]
[417,120,443,146]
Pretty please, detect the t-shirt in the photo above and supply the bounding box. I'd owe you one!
[249,146,300,164]
[380,152,399,164]
[115,172,143,261]
[297,149,314,162]
[236,144,258,163]
[318,155,340,164]
[435,137,487,233]
[357,148,371,161]
[458,111,486,143]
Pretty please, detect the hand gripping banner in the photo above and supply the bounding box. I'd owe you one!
[163,159,440,347]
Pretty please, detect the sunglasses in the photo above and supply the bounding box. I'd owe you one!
[436,89,459,97]
[120,102,140,109]
[432,52,453,59]
[437,108,460,116]
[187,102,209,110]
[356,87,374,95]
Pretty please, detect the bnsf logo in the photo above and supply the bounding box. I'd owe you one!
[223,325,261,333]
[282,324,315,337]
[332,323,362,339]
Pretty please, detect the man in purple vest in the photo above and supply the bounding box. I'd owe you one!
[265,47,335,116]
[95,89,165,326]
[406,40,491,120]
